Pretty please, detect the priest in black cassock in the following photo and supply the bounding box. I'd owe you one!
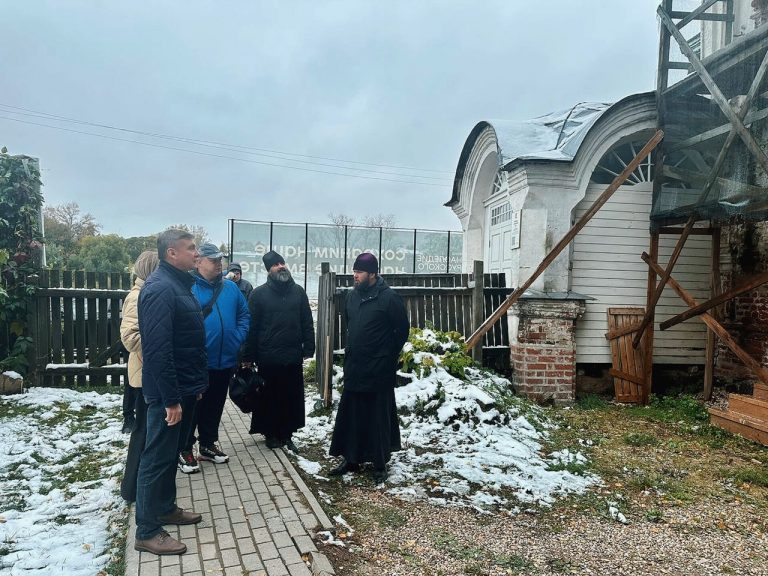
[329,252,410,484]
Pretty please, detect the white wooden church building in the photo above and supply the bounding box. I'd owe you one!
[446,93,711,383]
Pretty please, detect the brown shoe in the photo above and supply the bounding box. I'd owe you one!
[157,506,202,525]
[134,530,187,555]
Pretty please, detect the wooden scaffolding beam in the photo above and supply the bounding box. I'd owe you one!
[633,7,768,349]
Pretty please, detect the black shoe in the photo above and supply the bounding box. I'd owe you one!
[329,459,359,476]
[265,436,282,449]
[198,442,229,464]
[283,438,299,453]
[372,468,388,484]
[121,416,135,434]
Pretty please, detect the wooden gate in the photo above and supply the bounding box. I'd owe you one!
[605,307,646,403]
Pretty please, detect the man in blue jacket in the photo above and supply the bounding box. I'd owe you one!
[179,243,250,472]
[135,229,208,556]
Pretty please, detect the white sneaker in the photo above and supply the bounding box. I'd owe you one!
[177,451,200,474]
[198,443,229,464]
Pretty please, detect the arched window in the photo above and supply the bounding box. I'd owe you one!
[590,140,698,189]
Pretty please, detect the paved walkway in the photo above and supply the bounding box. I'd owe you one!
[125,401,336,576]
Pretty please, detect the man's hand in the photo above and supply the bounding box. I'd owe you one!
[165,404,182,426]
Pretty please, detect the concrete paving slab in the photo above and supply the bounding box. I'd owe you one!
[126,399,335,575]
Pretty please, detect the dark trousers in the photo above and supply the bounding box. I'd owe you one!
[249,363,305,440]
[186,368,233,450]
[121,392,147,502]
[135,394,197,541]
[122,381,139,419]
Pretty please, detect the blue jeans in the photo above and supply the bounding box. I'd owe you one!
[135,395,197,540]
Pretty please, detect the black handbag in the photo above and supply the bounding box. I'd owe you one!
[228,365,265,413]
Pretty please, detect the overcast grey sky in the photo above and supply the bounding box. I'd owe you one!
[1,1,661,244]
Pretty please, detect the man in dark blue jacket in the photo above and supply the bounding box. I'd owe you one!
[180,243,250,471]
[134,229,208,556]
[329,252,409,484]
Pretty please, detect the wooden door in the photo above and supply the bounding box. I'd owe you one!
[605,307,646,403]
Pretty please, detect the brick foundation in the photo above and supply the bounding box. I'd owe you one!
[510,297,586,405]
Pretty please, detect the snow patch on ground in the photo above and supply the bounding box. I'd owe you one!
[0,387,127,575]
[292,359,599,513]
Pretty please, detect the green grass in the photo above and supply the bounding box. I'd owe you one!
[622,432,661,447]
[576,394,610,410]
[625,394,709,424]
[722,466,768,488]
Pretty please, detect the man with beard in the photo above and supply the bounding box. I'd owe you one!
[328,252,409,484]
[242,250,315,450]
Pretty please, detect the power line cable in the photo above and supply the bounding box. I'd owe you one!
[0,103,454,177]
[0,114,451,187]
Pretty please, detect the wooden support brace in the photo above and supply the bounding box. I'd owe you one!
[642,252,768,384]
[464,130,664,349]
[604,322,642,341]
[659,270,768,331]
[609,368,645,387]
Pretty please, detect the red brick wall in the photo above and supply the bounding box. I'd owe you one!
[511,299,585,404]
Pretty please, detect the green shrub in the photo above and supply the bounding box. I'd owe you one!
[441,350,475,379]
[303,359,316,383]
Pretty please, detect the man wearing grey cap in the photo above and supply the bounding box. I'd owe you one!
[179,243,250,473]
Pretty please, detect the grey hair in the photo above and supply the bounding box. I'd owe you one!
[133,250,159,281]
[157,229,194,261]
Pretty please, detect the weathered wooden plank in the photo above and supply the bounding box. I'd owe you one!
[709,407,768,445]
[61,270,75,387]
[37,288,130,298]
[74,271,87,386]
[45,366,128,376]
[49,269,62,365]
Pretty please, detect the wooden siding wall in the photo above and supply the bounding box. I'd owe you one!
[571,182,711,364]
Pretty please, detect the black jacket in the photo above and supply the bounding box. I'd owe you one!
[235,277,254,302]
[243,276,315,366]
[343,277,409,392]
[139,260,208,407]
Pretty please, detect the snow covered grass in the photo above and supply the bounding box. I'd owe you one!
[293,328,598,514]
[0,387,127,575]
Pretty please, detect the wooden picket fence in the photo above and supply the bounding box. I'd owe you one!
[314,261,512,403]
[28,269,131,387]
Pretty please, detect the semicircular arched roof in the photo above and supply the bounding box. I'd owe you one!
[446,97,654,207]
[491,101,611,165]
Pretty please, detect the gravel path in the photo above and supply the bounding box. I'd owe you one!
[321,489,768,576]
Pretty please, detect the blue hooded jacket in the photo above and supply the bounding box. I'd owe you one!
[191,273,250,370]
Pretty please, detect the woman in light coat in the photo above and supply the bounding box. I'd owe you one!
[120,250,159,503]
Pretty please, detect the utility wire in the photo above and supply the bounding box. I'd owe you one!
[0,103,454,178]
[0,114,451,187]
